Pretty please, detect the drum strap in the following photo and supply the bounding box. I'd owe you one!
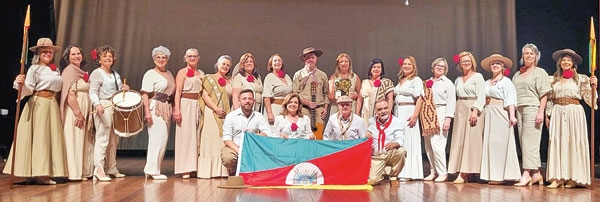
[111,70,119,91]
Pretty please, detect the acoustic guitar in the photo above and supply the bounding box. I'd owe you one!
[310,81,324,140]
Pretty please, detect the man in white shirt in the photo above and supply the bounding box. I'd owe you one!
[367,99,407,186]
[323,96,367,140]
[221,89,271,176]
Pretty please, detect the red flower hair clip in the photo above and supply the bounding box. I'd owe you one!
[291,123,298,132]
[49,64,57,71]
[218,77,227,87]
[503,68,511,77]
[398,58,404,66]
[562,69,574,79]
[453,54,461,64]
[373,79,381,87]
[186,68,195,77]
[83,72,89,82]
[426,79,434,88]
[91,49,98,61]
[277,70,285,78]
[247,75,255,82]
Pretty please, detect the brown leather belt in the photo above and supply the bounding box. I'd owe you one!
[181,93,199,100]
[395,102,415,106]
[554,98,580,106]
[458,97,477,100]
[33,90,57,98]
[272,99,284,105]
[486,97,504,105]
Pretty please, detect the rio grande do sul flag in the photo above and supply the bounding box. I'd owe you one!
[238,133,372,186]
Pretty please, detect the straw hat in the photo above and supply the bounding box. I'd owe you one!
[29,38,61,53]
[480,54,513,72]
[297,46,323,61]
[551,49,582,65]
[336,95,353,104]
[217,176,252,189]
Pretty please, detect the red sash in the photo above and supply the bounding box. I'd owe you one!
[376,116,393,153]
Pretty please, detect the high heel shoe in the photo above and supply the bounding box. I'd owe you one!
[547,179,564,189]
[530,174,544,186]
[513,177,531,187]
[182,172,191,179]
[93,166,111,182]
[146,174,168,180]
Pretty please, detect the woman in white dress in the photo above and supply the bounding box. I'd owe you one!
[361,58,394,127]
[231,53,263,112]
[263,54,293,130]
[479,54,520,184]
[172,48,204,179]
[328,53,362,115]
[545,49,597,188]
[141,46,176,180]
[422,58,456,182]
[394,56,424,181]
[272,93,315,140]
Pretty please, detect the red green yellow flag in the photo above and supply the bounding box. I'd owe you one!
[590,16,596,73]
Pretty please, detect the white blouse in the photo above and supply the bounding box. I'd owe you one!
[272,115,313,139]
[485,76,517,107]
[428,75,456,118]
[394,76,424,103]
[14,64,62,99]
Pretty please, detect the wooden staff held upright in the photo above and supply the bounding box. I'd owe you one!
[11,5,31,189]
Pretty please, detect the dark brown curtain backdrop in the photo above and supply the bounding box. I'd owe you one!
[55,0,516,150]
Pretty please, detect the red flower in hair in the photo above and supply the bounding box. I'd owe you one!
[186,68,195,77]
[218,77,227,87]
[373,79,381,87]
[49,64,57,71]
[503,68,511,77]
[426,79,434,88]
[291,123,298,132]
[453,54,461,64]
[562,69,574,79]
[247,75,255,82]
[398,58,404,66]
[91,49,98,61]
[277,70,285,78]
[83,72,89,82]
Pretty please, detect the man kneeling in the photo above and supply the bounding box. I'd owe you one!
[367,99,407,186]
[221,89,271,176]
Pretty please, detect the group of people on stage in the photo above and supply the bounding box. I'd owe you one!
[2,38,597,189]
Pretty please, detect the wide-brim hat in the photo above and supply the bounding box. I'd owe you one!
[29,37,61,53]
[297,46,323,61]
[552,48,582,65]
[336,95,353,104]
[481,54,513,72]
[217,176,252,189]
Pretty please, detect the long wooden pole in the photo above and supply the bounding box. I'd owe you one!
[11,5,31,189]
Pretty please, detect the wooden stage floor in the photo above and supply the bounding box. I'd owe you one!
[1,155,599,202]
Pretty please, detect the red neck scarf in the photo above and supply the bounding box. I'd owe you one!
[376,115,393,153]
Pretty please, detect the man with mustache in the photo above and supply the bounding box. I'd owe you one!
[221,89,271,176]
[367,99,407,186]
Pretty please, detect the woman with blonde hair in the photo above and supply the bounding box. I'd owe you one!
[394,56,424,181]
[328,53,362,115]
[448,51,486,184]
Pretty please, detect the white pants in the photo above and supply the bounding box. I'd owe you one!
[93,100,120,174]
[423,105,448,176]
[143,109,169,175]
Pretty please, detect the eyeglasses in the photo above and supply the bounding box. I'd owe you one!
[187,55,199,58]
[155,56,168,60]
[433,64,446,69]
